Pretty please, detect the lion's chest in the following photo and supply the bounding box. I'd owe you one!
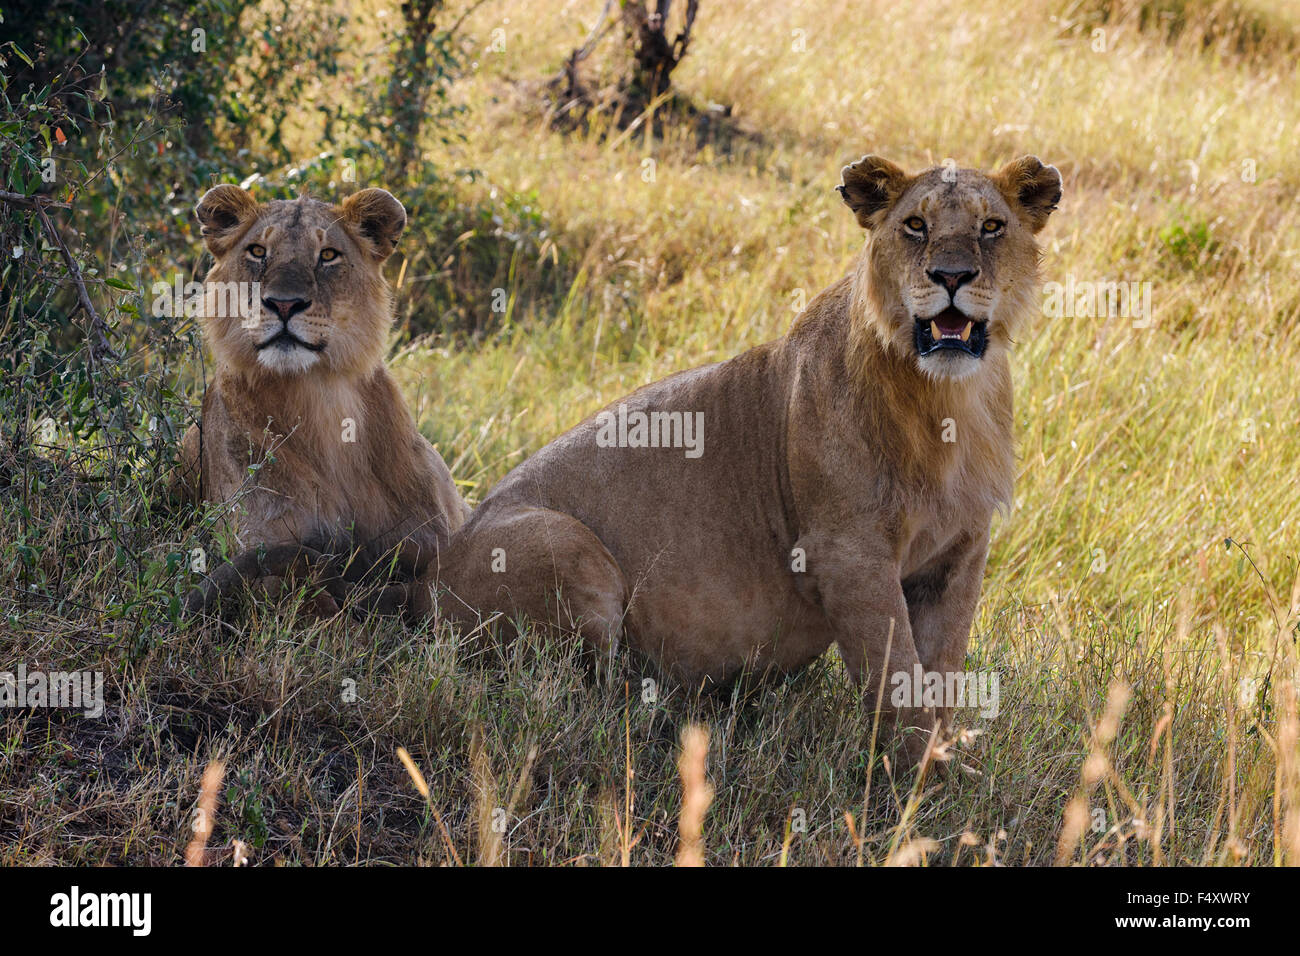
[898,507,985,581]
[207,405,401,549]
[895,451,1005,578]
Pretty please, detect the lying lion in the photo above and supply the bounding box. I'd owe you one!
[428,155,1060,762]
[178,185,469,614]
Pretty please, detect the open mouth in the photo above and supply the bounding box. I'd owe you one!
[914,307,988,358]
[256,329,326,352]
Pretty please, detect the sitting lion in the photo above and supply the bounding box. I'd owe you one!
[177,184,469,614]
[426,155,1060,763]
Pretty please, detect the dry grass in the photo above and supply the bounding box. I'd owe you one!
[3,0,1299,865]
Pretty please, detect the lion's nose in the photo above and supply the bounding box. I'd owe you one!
[926,268,979,294]
[262,297,311,322]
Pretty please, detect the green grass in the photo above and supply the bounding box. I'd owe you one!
[2,0,1298,865]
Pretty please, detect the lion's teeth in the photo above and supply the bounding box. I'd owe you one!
[931,321,941,341]
[960,322,972,342]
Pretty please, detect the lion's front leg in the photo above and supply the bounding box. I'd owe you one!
[184,543,346,619]
[800,531,936,768]
[903,525,991,734]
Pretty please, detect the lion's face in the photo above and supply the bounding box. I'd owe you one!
[194,186,406,377]
[840,155,1061,381]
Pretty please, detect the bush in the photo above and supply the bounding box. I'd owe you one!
[0,0,475,635]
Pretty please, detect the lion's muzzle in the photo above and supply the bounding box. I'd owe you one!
[913,306,988,358]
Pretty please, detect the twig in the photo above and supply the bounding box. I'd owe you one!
[36,206,118,362]
[554,0,616,98]
[2,190,119,362]
[573,0,616,63]
[447,0,492,37]
[0,190,71,209]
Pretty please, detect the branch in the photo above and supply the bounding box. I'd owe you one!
[0,190,118,363]
[447,0,493,37]
[571,0,617,65]
[673,0,699,62]
[0,189,70,209]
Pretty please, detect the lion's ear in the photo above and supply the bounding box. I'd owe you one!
[195,184,261,256]
[837,155,911,229]
[994,156,1062,234]
[342,188,407,261]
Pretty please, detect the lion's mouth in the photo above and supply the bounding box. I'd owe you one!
[257,329,326,353]
[914,307,987,358]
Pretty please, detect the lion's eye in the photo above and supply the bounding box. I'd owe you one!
[904,216,926,233]
[319,248,340,263]
[981,219,1005,235]
[246,244,266,259]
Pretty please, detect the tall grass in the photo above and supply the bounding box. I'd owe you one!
[2,0,1297,865]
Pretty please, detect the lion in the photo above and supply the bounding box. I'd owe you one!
[177,184,470,614]
[424,154,1060,764]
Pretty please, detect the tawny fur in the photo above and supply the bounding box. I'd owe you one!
[425,155,1060,763]
[177,186,469,605]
